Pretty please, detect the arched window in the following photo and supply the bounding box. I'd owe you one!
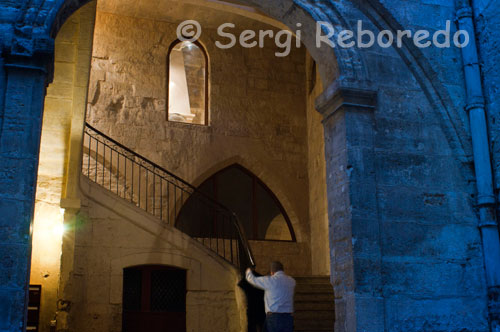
[167,40,208,125]
[176,164,296,241]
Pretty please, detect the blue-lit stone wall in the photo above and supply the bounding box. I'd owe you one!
[474,0,500,214]
[0,62,48,332]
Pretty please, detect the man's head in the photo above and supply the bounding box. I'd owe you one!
[270,261,284,275]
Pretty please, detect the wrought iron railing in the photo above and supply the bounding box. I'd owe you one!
[82,123,255,272]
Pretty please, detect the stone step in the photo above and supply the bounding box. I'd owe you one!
[295,292,335,302]
[294,310,335,320]
[294,327,334,332]
[293,276,334,332]
[295,283,334,293]
[294,276,331,284]
[294,301,335,311]
[294,318,334,330]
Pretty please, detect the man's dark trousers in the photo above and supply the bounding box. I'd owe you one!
[263,313,293,332]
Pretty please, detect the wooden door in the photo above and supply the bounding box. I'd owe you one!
[122,265,186,332]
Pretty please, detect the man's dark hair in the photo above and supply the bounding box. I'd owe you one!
[270,261,284,273]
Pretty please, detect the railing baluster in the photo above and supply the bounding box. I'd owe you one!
[124,156,128,200]
[236,234,240,267]
[138,164,141,208]
[131,160,134,204]
[87,134,91,178]
[210,206,214,251]
[167,182,170,224]
[222,215,226,260]
[116,153,119,196]
[215,211,218,256]
[200,202,204,246]
[230,223,234,264]
[95,139,98,183]
[180,190,184,219]
[153,173,156,217]
[101,143,106,187]
[109,147,113,191]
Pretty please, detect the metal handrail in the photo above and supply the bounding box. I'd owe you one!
[82,122,255,271]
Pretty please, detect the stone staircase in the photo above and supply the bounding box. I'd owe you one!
[294,276,335,332]
[82,122,255,271]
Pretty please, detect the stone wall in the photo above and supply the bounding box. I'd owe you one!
[320,43,489,332]
[85,9,313,276]
[474,0,500,217]
[29,3,96,332]
[306,55,330,276]
[361,0,471,155]
[287,1,490,328]
[62,177,244,332]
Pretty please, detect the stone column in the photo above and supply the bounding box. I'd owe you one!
[316,84,381,332]
[0,54,51,331]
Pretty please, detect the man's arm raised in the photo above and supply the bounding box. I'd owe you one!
[246,268,271,290]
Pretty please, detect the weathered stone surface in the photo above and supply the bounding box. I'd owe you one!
[1,0,500,331]
[306,55,330,276]
[64,178,244,332]
[85,8,313,278]
[28,4,97,332]
[474,0,500,216]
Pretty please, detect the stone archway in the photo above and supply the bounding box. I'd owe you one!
[0,0,490,331]
[21,2,372,330]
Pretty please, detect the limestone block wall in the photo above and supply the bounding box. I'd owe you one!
[262,1,493,328]
[85,9,313,275]
[474,0,500,215]
[362,0,471,150]
[30,3,96,332]
[64,177,244,332]
[320,33,489,332]
[306,55,330,276]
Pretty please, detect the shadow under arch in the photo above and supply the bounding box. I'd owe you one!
[190,155,305,243]
[177,163,297,242]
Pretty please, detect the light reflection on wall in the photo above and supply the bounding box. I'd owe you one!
[168,41,207,125]
[265,214,292,241]
[31,204,65,275]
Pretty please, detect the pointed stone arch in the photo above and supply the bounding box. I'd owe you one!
[191,156,304,243]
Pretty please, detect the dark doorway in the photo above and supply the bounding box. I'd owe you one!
[122,265,187,332]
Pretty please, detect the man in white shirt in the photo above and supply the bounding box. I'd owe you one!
[246,261,296,332]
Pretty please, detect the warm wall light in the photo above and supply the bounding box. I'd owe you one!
[33,207,67,244]
[31,204,66,281]
[52,223,66,237]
